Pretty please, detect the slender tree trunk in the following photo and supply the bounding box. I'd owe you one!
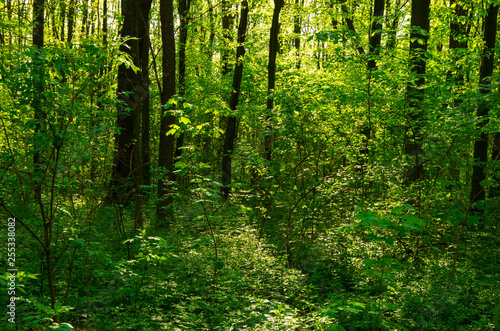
[207,0,215,60]
[67,0,76,45]
[264,0,284,162]
[293,0,302,69]
[448,0,469,105]
[361,0,385,196]
[33,0,56,310]
[141,34,151,187]
[367,0,385,70]
[60,0,66,42]
[221,0,249,198]
[33,0,45,201]
[134,0,152,228]
[174,0,192,164]
[110,0,139,201]
[470,4,498,204]
[157,0,176,223]
[110,0,152,210]
[221,0,234,76]
[139,0,152,188]
[403,0,430,183]
[81,0,89,38]
[341,3,365,55]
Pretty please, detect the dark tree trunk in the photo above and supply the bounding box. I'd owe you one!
[81,1,88,38]
[360,0,385,194]
[157,0,177,223]
[32,0,56,310]
[448,0,469,106]
[110,0,152,211]
[221,0,234,76]
[207,0,215,59]
[341,3,365,55]
[111,0,139,200]
[221,0,249,198]
[403,0,430,183]
[141,33,151,187]
[66,0,76,45]
[174,0,192,165]
[32,0,45,201]
[139,0,152,188]
[60,1,66,42]
[264,0,284,162]
[470,4,498,204]
[293,0,302,69]
[367,0,385,70]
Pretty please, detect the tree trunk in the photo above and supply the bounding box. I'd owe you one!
[341,3,365,55]
[403,0,430,183]
[66,0,76,45]
[174,0,192,165]
[448,0,469,105]
[221,0,249,198]
[264,0,284,162]
[470,4,498,204]
[32,0,56,310]
[221,0,234,76]
[32,0,45,202]
[110,0,152,210]
[367,0,385,70]
[139,0,152,188]
[60,0,66,42]
[157,0,177,223]
[293,0,302,69]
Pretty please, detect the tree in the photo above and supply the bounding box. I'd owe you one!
[470,4,498,204]
[157,0,177,222]
[221,0,249,197]
[110,0,152,211]
[403,0,430,183]
[367,0,385,71]
[173,0,192,164]
[264,0,284,163]
[448,0,470,106]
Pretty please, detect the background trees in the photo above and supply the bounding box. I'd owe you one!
[0,0,499,329]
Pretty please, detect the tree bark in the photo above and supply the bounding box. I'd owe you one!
[32,0,55,310]
[174,0,192,165]
[66,0,76,45]
[341,3,365,55]
[403,0,430,183]
[293,0,302,69]
[367,0,385,70]
[157,0,176,222]
[221,0,234,76]
[448,0,469,105]
[110,0,152,211]
[470,4,498,204]
[264,0,284,162]
[221,0,249,198]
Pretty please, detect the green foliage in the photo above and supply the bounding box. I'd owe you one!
[1,0,500,329]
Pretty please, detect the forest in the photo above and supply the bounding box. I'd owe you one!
[0,0,499,329]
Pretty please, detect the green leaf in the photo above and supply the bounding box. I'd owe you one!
[179,116,191,125]
[174,161,187,169]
